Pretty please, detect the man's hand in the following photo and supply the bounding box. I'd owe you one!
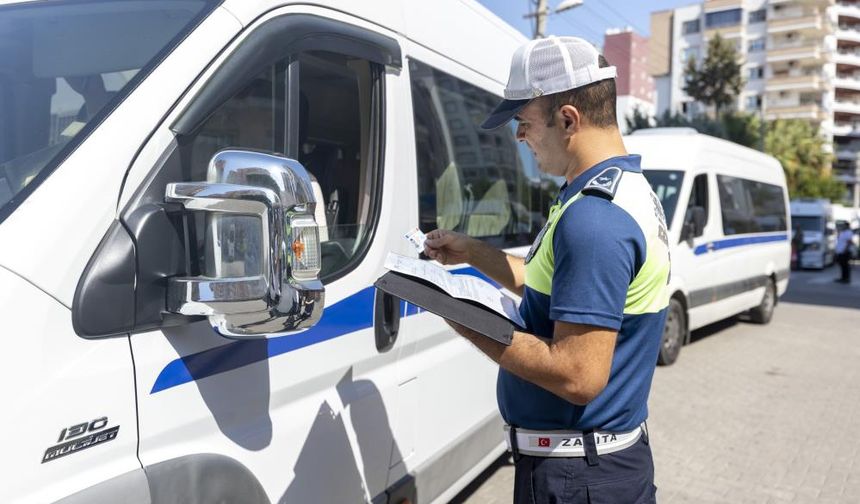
[424,229,474,265]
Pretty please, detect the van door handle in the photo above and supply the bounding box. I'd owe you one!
[706,242,715,252]
[374,291,401,352]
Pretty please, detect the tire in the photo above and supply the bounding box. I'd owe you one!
[747,278,776,324]
[658,298,685,366]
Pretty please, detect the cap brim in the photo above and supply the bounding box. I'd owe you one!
[480,98,531,130]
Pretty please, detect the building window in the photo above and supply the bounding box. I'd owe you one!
[748,66,764,80]
[681,46,699,63]
[745,94,762,110]
[682,19,701,35]
[705,9,742,29]
[748,38,766,52]
[748,9,766,24]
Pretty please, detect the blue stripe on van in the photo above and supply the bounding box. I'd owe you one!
[150,266,492,393]
[693,233,789,256]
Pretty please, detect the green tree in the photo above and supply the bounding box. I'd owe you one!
[625,106,653,132]
[764,119,844,200]
[721,112,760,149]
[683,33,744,118]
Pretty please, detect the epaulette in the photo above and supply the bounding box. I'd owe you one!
[581,166,623,200]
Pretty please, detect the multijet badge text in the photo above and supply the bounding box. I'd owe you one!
[42,417,119,463]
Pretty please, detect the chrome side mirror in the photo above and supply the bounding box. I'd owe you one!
[164,150,324,338]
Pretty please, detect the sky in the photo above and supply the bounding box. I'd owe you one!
[476,0,696,48]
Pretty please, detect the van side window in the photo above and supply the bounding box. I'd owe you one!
[409,59,559,249]
[686,173,708,237]
[717,175,787,235]
[177,51,382,281]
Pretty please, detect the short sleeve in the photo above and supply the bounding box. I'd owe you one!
[549,196,646,330]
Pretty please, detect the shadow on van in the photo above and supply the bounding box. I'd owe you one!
[163,322,274,451]
[279,368,410,503]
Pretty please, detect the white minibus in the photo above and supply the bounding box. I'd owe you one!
[624,128,791,365]
[0,1,552,502]
[790,198,837,269]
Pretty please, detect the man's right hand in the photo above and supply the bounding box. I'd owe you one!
[424,229,473,265]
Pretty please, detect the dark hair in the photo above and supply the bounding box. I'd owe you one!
[543,55,617,129]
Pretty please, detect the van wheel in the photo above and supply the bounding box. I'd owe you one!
[748,278,776,324]
[658,298,685,366]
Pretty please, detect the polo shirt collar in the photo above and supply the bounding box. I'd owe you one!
[557,154,642,203]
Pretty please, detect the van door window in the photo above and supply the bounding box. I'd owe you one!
[717,175,787,235]
[0,0,217,223]
[409,59,559,249]
[685,173,709,237]
[174,51,382,281]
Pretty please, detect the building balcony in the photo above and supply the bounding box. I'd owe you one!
[836,2,860,20]
[834,76,860,91]
[833,99,860,115]
[769,14,828,34]
[835,50,860,66]
[837,26,860,43]
[764,103,827,120]
[767,43,826,63]
[705,0,743,11]
[833,121,860,136]
[836,147,860,160]
[769,0,833,5]
[766,74,829,92]
[704,25,743,39]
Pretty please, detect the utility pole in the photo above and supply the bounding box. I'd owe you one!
[523,0,583,40]
[524,0,549,39]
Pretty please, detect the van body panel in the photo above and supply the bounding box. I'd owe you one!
[0,267,138,504]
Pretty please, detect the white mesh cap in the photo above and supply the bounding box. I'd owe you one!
[481,36,616,130]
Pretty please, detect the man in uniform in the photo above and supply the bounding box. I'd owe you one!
[424,36,670,503]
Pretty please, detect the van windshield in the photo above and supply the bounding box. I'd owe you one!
[0,0,215,223]
[643,169,684,226]
[792,216,824,233]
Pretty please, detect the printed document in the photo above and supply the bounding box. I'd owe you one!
[384,252,525,327]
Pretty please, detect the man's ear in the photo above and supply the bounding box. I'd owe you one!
[559,104,580,134]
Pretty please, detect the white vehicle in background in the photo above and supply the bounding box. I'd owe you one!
[832,203,860,258]
[790,198,837,268]
[0,1,552,503]
[624,128,791,366]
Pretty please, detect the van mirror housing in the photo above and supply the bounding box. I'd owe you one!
[164,150,324,338]
[681,206,706,245]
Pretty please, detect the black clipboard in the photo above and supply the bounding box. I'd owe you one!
[374,271,520,346]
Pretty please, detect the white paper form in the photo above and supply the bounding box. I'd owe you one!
[384,252,525,327]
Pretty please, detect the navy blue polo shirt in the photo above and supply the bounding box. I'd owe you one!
[497,154,671,432]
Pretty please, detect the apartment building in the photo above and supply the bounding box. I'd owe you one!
[650,0,860,206]
[604,28,656,132]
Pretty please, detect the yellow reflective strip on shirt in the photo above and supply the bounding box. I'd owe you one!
[624,241,671,314]
[524,194,582,296]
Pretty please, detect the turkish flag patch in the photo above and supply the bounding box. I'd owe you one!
[538,437,550,447]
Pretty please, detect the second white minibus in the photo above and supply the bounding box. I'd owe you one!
[624,128,791,365]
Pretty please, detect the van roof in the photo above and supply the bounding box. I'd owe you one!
[623,128,786,186]
[221,0,526,87]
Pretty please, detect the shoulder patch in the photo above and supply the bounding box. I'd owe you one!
[582,166,623,200]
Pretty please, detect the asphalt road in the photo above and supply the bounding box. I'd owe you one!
[451,262,860,504]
